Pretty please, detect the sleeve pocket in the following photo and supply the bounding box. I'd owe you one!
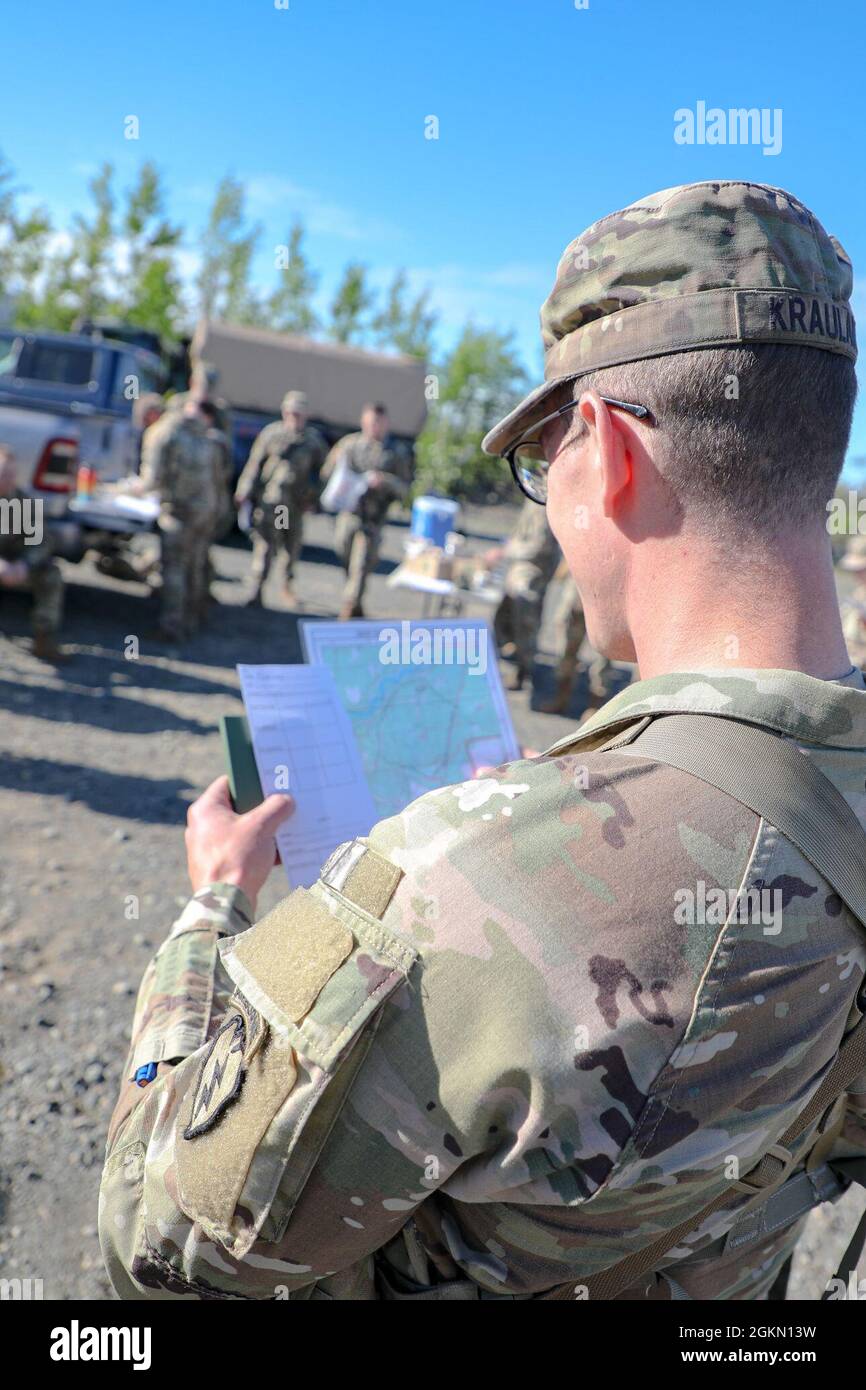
[175,885,417,1258]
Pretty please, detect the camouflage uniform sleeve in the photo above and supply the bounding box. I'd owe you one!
[313,428,329,469]
[104,883,254,1150]
[234,424,273,503]
[378,440,413,502]
[138,419,171,496]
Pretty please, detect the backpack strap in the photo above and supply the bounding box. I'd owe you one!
[539,711,866,1301]
[613,713,866,927]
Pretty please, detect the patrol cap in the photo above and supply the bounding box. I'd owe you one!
[482,181,857,456]
[840,535,866,571]
[282,390,309,412]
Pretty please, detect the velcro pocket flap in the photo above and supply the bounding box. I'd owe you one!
[176,884,417,1256]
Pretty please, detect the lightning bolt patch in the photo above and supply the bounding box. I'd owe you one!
[183,1013,246,1139]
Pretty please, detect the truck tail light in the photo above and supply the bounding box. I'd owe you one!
[33,437,79,493]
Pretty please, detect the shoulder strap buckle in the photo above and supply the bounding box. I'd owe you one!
[731,1143,797,1195]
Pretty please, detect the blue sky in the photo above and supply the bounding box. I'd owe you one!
[4,0,865,467]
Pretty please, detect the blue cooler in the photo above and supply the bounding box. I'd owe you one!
[411,495,460,549]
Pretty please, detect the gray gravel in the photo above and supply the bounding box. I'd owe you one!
[0,504,861,1300]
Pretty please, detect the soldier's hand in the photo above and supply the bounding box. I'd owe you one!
[185,776,294,910]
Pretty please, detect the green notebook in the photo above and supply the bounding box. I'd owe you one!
[219,715,264,814]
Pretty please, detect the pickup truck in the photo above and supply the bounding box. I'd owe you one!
[0,329,165,559]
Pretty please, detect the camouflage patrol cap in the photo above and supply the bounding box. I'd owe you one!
[840,535,866,571]
[482,180,857,456]
[282,390,309,412]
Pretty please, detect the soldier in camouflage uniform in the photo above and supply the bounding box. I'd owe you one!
[490,498,561,691]
[839,536,866,671]
[101,183,866,1302]
[234,391,327,609]
[0,447,65,662]
[320,403,414,620]
[139,402,224,642]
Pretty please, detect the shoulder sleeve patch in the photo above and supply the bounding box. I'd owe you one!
[183,1013,246,1139]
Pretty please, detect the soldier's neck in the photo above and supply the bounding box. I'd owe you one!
[629,524,852,681]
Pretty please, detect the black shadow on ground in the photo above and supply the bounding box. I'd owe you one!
[0,752,193,823]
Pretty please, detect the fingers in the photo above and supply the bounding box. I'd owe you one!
[188,775,232,823]
[248,792,295,835]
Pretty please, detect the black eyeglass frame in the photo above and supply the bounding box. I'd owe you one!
[504,395,653,504]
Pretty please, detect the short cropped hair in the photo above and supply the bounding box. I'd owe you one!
[567,344,857,534]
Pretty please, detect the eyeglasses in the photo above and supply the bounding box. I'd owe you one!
[503,396,653,504]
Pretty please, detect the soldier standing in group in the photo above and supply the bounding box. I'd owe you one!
[101,183,866,1305]
[137,401,223,642]
[234,391,326,610]
[539,568,614,714]
[839,535,866,670]
[488,496,561,691]
[320,402,413,620]
[0,446,65,662]
[200,400,235,602]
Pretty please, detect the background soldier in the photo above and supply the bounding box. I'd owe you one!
[488,496,561,690]
[539,568,614,714]
[234,390,326,609]
[138,401,223,642]
[200,399,235,605]
[0,446,65,662]
[320,402,413,620]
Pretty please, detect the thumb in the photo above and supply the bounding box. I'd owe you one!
[248,792,295,835]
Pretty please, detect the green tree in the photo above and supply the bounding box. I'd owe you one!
[197,176,263,324]
[121,162,183,337]
[0,153,53,326]
[267,221,319,335]
[23,162,118,331]
[68,163,117,322]
[328,262,375,344]
[415,324,528,498]
[372,270,437,359]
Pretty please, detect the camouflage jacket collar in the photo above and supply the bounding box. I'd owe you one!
[544,666,866,756]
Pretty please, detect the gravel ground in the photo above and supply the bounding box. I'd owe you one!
[0,503,861,1301]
